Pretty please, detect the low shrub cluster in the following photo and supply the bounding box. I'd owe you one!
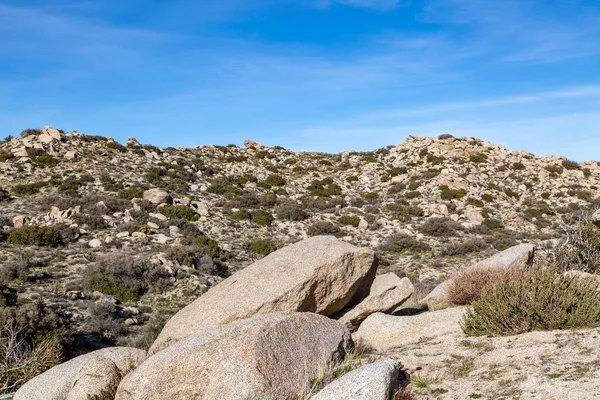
[275,200,309,221]
[85,254,175,303]
[379,233,431,254]
[245,239,277,256]
[418,217,462,237]
[7,226,63,247]
[461,267,600,336]
[307,178,342,197]
[307,221,342,237]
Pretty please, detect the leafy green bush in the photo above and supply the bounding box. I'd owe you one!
[337,215,360,227]
[307,221,341,237]
[162,206,198,221]
[106,141,127,152]
[30,154,59,168]
[250,210,274,227]
[379,233,431,253]
[461,268,600,336]
[87,275,144,303]
[364,192,379,201]
[8,226,63,247]
[439,185,467,200]
[405,190,421,199]
[481,193,495,202]
[275,201,309,221]
[307,178,342,197]
[245,239,276,256]
[346,176,359,183]
[562,159,581,170]
[469,153,488,164]
[118,185,145,200]
[504,189,520,200]
[263,174,285,187]
[512,162,526,170]
[0,150,15,162]
[418,217,462,237]
[466,198,484,207]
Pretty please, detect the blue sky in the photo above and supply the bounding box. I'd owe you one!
[1,0,599,160]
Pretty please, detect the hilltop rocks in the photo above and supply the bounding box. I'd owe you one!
[354,307,466,352]
[422,243,535,307]
[115,313,352,400]
[311,360,401,400]
[143,188,171,205]
[338,273,414,331]
[14,347,146,400]
[150,236,377,353]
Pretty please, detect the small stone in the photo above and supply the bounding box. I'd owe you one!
[88,239,102,248]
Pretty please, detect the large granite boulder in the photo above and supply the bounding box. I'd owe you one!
[116,313,352,400]
[338,273,414,331]
[150,236,377,352]
[14,347,146,400]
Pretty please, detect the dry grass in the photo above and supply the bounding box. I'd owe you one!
[447,265,523,305]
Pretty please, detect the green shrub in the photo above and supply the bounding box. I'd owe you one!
[365,192,379,201]
[0,150,15,162]
[275,201,309,221]
[482,218,503,230]
[250,210,274,227]
[346,176,359,183]
[512,162,526,170]
[87,274,144,303]
[544,164,564,174]
[504,189,520,200]
[162,206,198,221]
[30,154,59,168]
[8,226,62,247]
[439,186,467,200]
[307,178,342,197]
[481,193,495,202]
[461,267,600,336]
[20,128,42,137]
[337,215,360,227]
[118,186,145,200]
[418,217,462,237]
[562,159,581,170]
[245,239,276,256]
[231,209,251,220]
[469,153,488,164]
[441,240,486,256]
[106,141,127,152]
[466,198,484,207]
[379,233,431,253]
[405,190,421,199]
[307,221,341,237]
[264,174,285,187]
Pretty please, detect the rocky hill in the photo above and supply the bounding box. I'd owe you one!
[1,126,600,397]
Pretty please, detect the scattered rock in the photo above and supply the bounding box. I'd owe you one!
[88,238,102,248]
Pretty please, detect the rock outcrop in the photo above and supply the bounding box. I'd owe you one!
[337,273,414,331]
[116,313,352,400]
[150,236,377,352]
[14,347,146,400]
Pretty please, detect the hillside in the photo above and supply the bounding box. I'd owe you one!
[1,126,600,397]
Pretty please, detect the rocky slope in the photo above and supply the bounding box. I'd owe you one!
[1,126,599,393]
